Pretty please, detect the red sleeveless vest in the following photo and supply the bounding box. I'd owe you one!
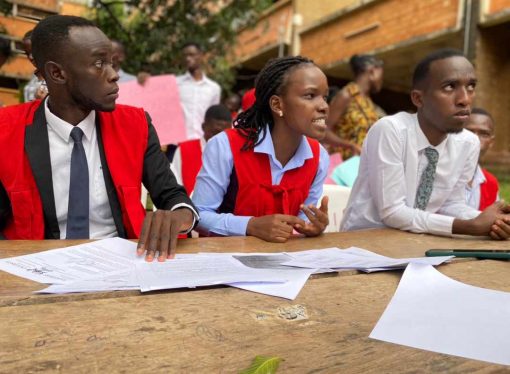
[224,129,320,217]
[0,101,148,239]
[178,139,202,195]
[479,168,499,211]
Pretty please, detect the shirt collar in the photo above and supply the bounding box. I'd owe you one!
[254,124,313,169]
[414,113,448,154]
[44,97,96,143]
[182,70,208,84]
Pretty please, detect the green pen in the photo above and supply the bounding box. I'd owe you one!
[426,249,510,260]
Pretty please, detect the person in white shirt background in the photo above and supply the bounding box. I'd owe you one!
[176,42,221,140]
[464,107,500,210]
[341,48,510,240]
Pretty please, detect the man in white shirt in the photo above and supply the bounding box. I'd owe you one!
[176,42,221,140]
[341,49,510,239]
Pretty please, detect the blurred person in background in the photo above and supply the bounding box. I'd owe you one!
[22,30,48,102]
[465,108,499,210]
[111,39,136,83]
[323,54,385,160]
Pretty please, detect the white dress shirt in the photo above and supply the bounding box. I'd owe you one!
[341,112,481,236]
[176,72,221,140]
[45,99,118,239]
[465,165,500,209]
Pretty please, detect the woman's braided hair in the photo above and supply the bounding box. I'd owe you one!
[234,55,314,150]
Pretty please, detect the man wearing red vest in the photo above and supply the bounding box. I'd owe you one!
[465,108,500,210]
[170,104,232,195]
[0,16,197,262]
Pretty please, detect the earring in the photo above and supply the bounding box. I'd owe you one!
[278,111,283,117]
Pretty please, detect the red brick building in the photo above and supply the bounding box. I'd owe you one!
[233,0,510,165]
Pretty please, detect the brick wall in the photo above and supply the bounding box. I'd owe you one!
[234,1,292,62]
[296,0,358,27]
[488,0,510,14]
[475,23,510,164]
[300,0,462,67]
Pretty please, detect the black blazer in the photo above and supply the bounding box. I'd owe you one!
[0,102,195,239]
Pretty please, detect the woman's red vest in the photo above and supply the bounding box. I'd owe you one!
[0,101,148,239]
[224,129,320,217]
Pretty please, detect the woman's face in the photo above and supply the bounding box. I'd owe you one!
[275,65,329,140]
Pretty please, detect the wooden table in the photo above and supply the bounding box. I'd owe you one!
[0,229,509,372]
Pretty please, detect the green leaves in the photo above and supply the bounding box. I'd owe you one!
[239,355,282,374]
[90,0,273,92]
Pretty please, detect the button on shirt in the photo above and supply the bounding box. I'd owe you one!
[45,99,118,239]
[340,112,481,236]
[192,127,329,236]
[176,72,221,140]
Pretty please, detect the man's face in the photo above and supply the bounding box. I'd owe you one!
[182,45,202,72]
[63,26,119,112]
[202,119,231,142]
[413,56,477,135]
[466,113,495,158]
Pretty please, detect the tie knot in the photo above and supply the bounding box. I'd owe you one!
[70,127,84,143]
[425,147,438,163]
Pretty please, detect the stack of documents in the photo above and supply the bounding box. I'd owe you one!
[281,247,453,272]
[0,239,452,299]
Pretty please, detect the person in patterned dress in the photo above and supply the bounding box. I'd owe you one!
[323,54,384,159]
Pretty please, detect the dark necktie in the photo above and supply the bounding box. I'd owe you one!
[414,147,439,210]
[66,127,89,239]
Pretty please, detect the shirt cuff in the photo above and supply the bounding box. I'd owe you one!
[171,203,199,234]
[426,213,455,236]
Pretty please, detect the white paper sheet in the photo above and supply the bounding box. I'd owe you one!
[136,256,289,292]
[370,263,510,366]
[283,247,452,271]
[0,238,142,284]
[224,254,316,299]
[36,270,140,294]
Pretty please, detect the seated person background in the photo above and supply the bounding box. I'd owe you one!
[193,56,330,242]
[341,49,510,240]
[170,104,231,195]
[0,15,197,262]
[464,107,499,210]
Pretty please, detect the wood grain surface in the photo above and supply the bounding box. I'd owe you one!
[1,260,509,373]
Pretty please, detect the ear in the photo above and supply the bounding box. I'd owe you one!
[269,94,283,116]
[410,89,424,109]
[44,61,67,85]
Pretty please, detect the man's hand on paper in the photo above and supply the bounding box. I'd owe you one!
[137,209,194,262]
[247,214,304,243]
[294,196,329,237]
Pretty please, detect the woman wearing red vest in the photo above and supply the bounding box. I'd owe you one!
[192,56,330,242]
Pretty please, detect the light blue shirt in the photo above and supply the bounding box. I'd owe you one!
[192,127,329,236]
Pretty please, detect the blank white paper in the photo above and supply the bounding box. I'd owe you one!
[370,263,510,366]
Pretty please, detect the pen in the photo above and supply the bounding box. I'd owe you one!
[425,249,510,260]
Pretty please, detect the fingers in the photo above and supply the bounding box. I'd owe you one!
[168,219,180,259]
[146,212,163,262]
[277,214,305,227]
[137,212,153,256]
[319,196,329,214]
[492,219,510,240]
[158,214,172,262]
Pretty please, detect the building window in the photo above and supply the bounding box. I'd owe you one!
[12,3,57,21]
